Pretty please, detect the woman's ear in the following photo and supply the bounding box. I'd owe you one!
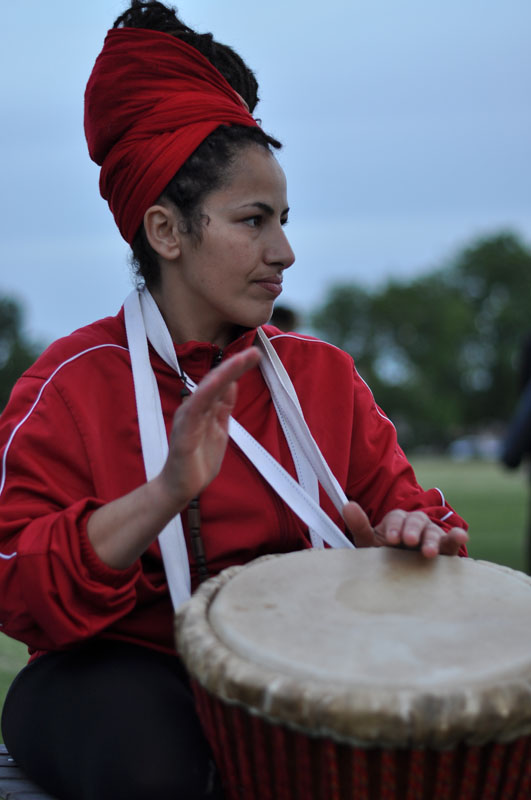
[143,204,181,260]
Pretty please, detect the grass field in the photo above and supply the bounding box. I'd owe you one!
[410,456,529,572]
[0,456,529,742]
[0,635,27,740]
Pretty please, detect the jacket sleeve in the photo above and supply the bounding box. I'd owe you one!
[0,374,141,651]
[346,366,468,544]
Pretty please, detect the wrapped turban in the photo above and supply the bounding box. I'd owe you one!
[84,27,259,244]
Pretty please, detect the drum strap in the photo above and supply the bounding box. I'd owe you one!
[255,328,351,533]
[124,289,354,610]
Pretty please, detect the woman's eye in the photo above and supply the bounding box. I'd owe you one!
[243,215,262,228]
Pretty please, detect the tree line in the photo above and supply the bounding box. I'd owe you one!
[311,231,531,451]
[1,230,530,452]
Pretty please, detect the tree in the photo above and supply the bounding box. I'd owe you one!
[449,233,531,426]
[0,295,44,411]
[311,231,531,450]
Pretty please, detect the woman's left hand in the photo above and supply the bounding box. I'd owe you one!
[343,501,468,557]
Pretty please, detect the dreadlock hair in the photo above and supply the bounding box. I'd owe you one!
[112,1,281,288]
[113,0,259,112]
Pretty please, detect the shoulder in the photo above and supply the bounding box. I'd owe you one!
[0,311,133,450]
[260,325,354,371]
[259,325,386,415]
[24,311,129,383]
[261,325,351,359]
[1,311,130,425]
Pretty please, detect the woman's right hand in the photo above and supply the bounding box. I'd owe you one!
[87,347,260,569]
[158,347,261,510]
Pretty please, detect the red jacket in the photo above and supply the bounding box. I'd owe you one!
[0,310,466,657]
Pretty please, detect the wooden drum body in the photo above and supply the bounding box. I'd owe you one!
[175,549,531,799]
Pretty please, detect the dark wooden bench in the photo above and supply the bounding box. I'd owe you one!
[0,745,57,800]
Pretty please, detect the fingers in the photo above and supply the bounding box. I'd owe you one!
[344,502,469,558]
[168,346,261,464]
[379,509,431,550]
[342,501,377,548]
[437,527,469,556]
[375,509,469,558]
[180,347,261,420]
[162,348,262,503]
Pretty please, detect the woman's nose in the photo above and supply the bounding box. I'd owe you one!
[265,227,296,269]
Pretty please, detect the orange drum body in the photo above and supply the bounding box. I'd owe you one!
[175,549,531,799]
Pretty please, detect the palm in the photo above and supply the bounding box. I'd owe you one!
[160,348,261,505]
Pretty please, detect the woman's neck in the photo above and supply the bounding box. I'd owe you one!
[149,284,237,347]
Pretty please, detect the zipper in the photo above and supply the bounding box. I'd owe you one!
[179,349,222,396]
[211,348,224,368]
[188,347,223,585]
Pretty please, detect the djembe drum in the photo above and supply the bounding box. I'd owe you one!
[174,548,531,799]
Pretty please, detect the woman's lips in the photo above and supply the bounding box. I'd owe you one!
[254,277,283,297]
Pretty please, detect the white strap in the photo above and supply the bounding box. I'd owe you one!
[124,292,191,608]
[139,291,351,542]
[140,289,182,373]
[139,292,351,547]
[256,329,349,515]
[227,416,353,549]
[125,289,354,610]
[255,331,322,547]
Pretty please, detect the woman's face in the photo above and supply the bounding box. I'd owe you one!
[162,145,295,346]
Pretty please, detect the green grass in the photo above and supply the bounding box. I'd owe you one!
[411,456,529,572]
[0,456,529,742]
[0,635,28,742]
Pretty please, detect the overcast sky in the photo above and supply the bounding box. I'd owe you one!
[1,0,530,344]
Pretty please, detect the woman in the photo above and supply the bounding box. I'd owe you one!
[0,2,468,798]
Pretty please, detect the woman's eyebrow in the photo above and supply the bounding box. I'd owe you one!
[238,202,290,216]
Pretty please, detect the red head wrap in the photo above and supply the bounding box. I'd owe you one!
[84,27,260,245]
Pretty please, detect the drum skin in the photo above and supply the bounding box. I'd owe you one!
[175,548,531,799]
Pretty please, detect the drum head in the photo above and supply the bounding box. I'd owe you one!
[175,548,531,747]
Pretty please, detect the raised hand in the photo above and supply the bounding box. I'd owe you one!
[87,347,261,569]
[159,347,262,510]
